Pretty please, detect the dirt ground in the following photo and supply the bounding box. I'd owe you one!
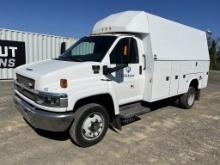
[0,71,220,165]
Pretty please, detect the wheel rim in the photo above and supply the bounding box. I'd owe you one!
[81,112,105,140]
[188,91,195,106]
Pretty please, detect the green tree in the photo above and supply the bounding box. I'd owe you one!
[207,31,219,69]
[209,40,217,68]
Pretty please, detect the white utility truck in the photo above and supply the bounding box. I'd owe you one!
[14,11,210,147]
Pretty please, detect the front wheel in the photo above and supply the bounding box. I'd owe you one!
[69,103,109,147]
[179,86,196,109]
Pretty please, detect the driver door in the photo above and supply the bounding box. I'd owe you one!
[108,37,143,105]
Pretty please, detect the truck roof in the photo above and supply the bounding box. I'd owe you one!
[92,11,148,34]
[92,11,204,35]
[92,11,209,61]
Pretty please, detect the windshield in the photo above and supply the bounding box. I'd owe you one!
[57,36,116,62]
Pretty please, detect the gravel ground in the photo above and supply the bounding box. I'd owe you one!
[0,71,220,165]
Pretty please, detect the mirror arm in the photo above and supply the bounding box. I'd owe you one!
[103,64,128,75]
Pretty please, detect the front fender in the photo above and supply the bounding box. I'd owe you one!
[67,82,119,115]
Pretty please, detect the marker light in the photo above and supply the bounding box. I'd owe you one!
[60,79,68,88]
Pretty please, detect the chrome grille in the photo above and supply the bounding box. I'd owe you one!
[15,84,36,101]
[16,74,35,90]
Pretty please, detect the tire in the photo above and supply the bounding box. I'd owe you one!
[179,86,196,109]
[172,96,180,107]
[69,103,109,147]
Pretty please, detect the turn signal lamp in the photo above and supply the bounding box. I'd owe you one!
[60,79,68,88]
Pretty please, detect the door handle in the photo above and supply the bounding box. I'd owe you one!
[143,54,146,70]
[166,76,170,81]
[139,65,142,75]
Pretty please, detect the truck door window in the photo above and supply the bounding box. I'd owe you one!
[110,38,139,64]
[129,38,139,63]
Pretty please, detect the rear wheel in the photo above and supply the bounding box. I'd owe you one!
[69,103,109,147]
[179,86,196,109]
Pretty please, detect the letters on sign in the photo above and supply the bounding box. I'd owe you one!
[0,40,26,68]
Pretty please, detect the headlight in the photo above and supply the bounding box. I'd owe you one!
[35,91,68,107]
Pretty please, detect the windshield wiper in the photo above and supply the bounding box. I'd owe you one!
[71,58,84,62]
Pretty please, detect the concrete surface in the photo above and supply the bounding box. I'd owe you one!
[0,71,220,165]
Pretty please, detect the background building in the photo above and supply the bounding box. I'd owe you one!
[0,28,75,79]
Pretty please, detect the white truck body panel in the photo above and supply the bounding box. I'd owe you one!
[151,61,172,100]
[147,13,209,60]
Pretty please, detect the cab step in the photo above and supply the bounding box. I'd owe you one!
[120,102,150,118]
[121,115,140,125]
[111,102,150,130]
[119,102,150,125]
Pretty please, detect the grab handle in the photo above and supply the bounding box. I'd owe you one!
[143,54,146,70]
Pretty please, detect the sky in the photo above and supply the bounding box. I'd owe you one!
[0,0,219,38]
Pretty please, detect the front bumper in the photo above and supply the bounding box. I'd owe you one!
[14,94,74,132]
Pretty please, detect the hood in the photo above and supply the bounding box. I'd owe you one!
[16,59,82,76]
[15,59,101,91]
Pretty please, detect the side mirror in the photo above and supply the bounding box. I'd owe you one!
[60,42,66,54]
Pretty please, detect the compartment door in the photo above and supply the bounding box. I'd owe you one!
[169,61,181,96]
[151,61,172,100]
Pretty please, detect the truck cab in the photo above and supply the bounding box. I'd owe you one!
[14,11,209,147]
[14,33,146,146]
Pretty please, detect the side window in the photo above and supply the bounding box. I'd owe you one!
[129,38,139,63]
[110,38,139,64]
[110,38,129,64]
